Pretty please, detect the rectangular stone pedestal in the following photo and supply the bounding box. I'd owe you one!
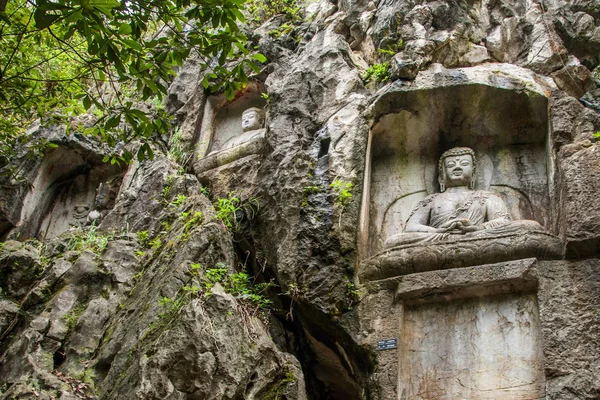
[394,259,545,400]
[398,293,545,399]
[362,258,546,399]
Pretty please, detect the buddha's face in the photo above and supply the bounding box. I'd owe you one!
[241,110,261,132]
[442,154,473,188]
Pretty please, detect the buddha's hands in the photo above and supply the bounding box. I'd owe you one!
[437,219,483,234]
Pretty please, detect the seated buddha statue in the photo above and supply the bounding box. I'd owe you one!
[384,147,543,249]
[218,107,265,151]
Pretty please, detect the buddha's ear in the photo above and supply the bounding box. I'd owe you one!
[438,175,445,192]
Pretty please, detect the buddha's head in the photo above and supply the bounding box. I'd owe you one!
[241,107,264,132]
[438,147,477,192]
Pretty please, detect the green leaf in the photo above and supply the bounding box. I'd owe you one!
[122,39,143,52]
[104,115,121,129]
[64,10,83,23]
[37,2,71,11]
[118,23,132,34]
[246,60,261,73]
[251,53,267,63]
[82,96,92,110]
[33,8,60,29]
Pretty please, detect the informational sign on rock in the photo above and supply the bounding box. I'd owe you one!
[376,339,398,351]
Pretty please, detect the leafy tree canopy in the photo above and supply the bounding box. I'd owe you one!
[0,0,266,175]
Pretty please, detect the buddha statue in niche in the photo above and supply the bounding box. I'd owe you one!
[218,107,265,151]
[384,147,543,249]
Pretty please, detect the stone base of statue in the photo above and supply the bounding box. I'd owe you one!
[358,230,563,282]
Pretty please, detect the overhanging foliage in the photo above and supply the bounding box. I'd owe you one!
[0,0,266,173]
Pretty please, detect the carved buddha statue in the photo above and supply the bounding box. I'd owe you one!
[196,106,268,173]
[219,107,265,151]
[384,147,543,248]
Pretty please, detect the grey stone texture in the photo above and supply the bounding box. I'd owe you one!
[1,0,600,398]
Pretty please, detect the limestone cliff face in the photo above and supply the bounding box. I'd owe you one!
[1,0,600,399]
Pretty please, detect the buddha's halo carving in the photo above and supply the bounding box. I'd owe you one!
[383,147,544,248]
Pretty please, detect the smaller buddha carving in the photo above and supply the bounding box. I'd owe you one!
[219,107,265,151]
[71,203,91,226]
[196,105,268,173]
[94,181,112,210]
[384,147,544,249]
[87,180,119,224]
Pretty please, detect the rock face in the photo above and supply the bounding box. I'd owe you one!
[0,155,306,400]
[1,0,600,399]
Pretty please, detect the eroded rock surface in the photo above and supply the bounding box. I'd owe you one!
[1,0,600,398]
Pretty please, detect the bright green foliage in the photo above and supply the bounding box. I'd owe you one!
[377,39,404,59]
[176,210,204,241]
[170,194,187,208]
[330,179,353,207]
[214,192,259,230]
[204,264,274,309]
[160,220,172,232]
[593,131,600,139]
[204,266,228,290]
[0,0,266,174]
[148,237,162,250]
[167,128,189,165]
[246,0,301,25]
[157,296,183,322]
[189,262,202,276]
[303,185,321,194]
[215,192,242,229]
[65,223,111,253]
[263,370,297,400]
[136,230,149,245]
[268,23,294,38]
[199,184,210,196]
[363,63,390,83]
[182,211,203,232]
[161,175,175,199]
[345,277,361,309]
[228,273,274,309]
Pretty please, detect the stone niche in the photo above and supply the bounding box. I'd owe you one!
[193,82,268,174]
[361,87,552,258]
[9,146,123,240]
[356,64,564,399]
[358,65,566,284]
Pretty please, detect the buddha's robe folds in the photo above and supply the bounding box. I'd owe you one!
[384,190,543,248]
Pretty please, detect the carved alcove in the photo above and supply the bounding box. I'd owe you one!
[361,83,553,259]
[356,65,564,399]
[193,81,268,174]
[10,145,123,240]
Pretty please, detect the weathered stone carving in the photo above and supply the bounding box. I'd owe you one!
[87,179,120,224]
[216,107,265,151]
[384,147,544,248]
[72,203,91,226]
[194,106,268,173]
[359,231,563,281]
[360,146,563,282]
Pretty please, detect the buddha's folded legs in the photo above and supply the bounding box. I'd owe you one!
[383,220,543,249]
